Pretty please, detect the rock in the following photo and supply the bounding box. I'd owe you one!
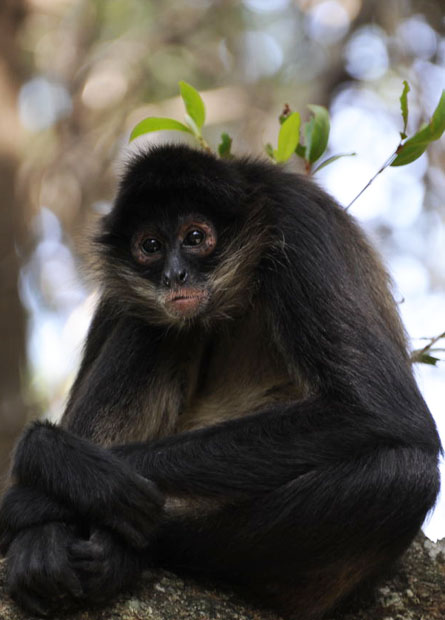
[0,534,443,620]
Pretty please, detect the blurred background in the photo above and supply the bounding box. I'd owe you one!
[0,0,444,539]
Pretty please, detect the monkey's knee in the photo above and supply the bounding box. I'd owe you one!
[12,421,61,483]
[15,420,60,451]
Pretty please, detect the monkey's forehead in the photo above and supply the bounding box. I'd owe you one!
[114,144,249,219]
[123,144,244,194]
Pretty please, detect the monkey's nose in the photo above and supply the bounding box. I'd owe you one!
[163,269,188,287]
[178,269,188,283]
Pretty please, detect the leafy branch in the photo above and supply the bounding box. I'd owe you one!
[347,81,445,209]
[411,332,445,366]
[265,103,355,173]
[129,80,445,179]
[130,81,212,153]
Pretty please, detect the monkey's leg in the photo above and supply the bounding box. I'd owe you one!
[108,403,438,619]
[149,482,376,619]
[142,451,435,619]
[11,403,438,618]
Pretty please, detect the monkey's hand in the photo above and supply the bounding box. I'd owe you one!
[69,527,145,604]
[12,421,165,550]
[5,522,85,617]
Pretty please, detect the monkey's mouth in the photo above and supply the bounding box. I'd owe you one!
[164,289,209,317]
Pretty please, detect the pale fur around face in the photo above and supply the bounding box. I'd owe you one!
[90,203,275,330]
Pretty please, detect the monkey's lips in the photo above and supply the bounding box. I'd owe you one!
[164,289,209,317]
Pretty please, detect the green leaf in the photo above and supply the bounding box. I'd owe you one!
[392,142,426,166]
[428,93,445,139]
[218,132,233,159]
[265,143,275,160]
[312,152,357,174]
[304,105,330,164]
[415,353,440,366]
[275,112,301,163]
[392,90,445,166]
[184,113,201,137]
[295,144,306,159]
[400,80,410,139]
[179,81,206,129]
[129,117,193,141]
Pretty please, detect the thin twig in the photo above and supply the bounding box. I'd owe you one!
[411,331,445,363]
[346,151,398,210]
[197,135,212,153]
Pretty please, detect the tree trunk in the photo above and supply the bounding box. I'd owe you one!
[0,1,28,493]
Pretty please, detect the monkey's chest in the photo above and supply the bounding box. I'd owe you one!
[176,319,302,432]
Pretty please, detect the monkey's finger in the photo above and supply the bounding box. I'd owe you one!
[20,564,83,603]
[56,567,84,600]
[71,558,105,578]
[104,517,150,549]
[123,486,164,524]
[69,539,106,560]
[133,475,165,508]
[120,503,159,534]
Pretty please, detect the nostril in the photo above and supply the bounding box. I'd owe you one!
[178,270,188,283]
[163,273,171,287]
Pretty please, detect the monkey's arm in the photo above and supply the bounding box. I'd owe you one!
[0,485,73,553]
[3,304,180,549]
[10,398,355,501]
[62,297,120,421]
[8,422,164,548]
[62,300,181,444]
[0,306,172,615]
[11,387,437,521]
[1,303,173,548]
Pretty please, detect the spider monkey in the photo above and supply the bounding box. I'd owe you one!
[0,144,441,619]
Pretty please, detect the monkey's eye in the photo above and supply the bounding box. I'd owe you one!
[183,229,204,247]
[178,220,216,256]
[141,238,162,254]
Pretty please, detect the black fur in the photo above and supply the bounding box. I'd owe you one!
[0,145,441,619]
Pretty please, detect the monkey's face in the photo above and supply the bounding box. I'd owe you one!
[97,146,270,327]
[130,213,218,321]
